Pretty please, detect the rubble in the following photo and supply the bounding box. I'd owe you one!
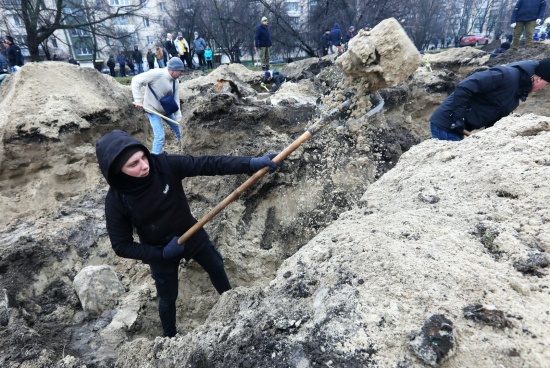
[0,22,549,368]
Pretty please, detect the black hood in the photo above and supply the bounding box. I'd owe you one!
[95,130,153,188]
[508,60,537,100]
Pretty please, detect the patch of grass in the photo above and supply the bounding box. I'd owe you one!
[114,76,133,85]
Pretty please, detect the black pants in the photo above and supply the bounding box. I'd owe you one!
[206,60,213,69]
[149,240,231,337]
[148,61,154,69]
[109,67,115,77]
[183,52,193,69]
[196,51,206,67]
[119,63,126,77]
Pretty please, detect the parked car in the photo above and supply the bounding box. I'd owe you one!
[459,33,490,47]
[269,57,285,64]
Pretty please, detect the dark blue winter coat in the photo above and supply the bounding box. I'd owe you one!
[96,130,254,264]
[0,52,8,73]
[255,24,272,48]
[329,24,342,45]
[430,61,538,135]
[511,0,547,23]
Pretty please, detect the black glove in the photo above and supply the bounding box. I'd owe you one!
[249,153,283,173]
[449,118,465,135]
[163,236,185,260]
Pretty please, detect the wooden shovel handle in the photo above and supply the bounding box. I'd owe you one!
[133,102,181,126]
[178,130,313,244]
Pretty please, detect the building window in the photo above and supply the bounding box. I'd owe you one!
[51,38,58,48]
[147,36,154,44]
[13,15,22,26]
[5,0,22,9]
[109,0,130,6]
[162,19,169,28]
[15,36,25,45]
[285,1,299,12]
[71,28,89,36]
[159,2,166,11]
[289,16,300,26]
[114,16,130,25]
[75,47,93,55]
[144,17,150,27]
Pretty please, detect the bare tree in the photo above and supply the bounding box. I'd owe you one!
[0,0,147,61]
[401,0,444,50]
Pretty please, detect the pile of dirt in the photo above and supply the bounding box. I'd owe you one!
[485,41,550,67]
[1,22,549,368]
[337,18,420,91]
[0,62,134,141]
[0,62,146,228]
[116,114,550,368]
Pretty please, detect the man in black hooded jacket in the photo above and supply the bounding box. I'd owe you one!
[430,58,550,141]
[95,130,282,337]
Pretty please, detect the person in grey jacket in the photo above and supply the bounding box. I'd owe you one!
[510,0,547,50]
[193,31,207,69]
[430,58,550,141]
[131,57,184,153]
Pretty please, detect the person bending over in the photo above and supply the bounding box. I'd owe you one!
[430,58,550,141]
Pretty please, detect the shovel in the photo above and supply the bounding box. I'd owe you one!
[133,102,181,126]
[178,94,384,254]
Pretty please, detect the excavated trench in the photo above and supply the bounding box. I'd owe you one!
[1,24,550,367]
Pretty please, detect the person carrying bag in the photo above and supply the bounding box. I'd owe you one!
[131,57,184,154]
[148,80,179,116]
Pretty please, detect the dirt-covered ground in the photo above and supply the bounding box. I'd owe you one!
[0,24,549,367]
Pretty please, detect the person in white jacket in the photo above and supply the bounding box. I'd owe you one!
[175,32,192,69]
[131,57,184,154]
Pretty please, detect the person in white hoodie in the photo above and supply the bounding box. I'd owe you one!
[131,57,184,154]
[175,32,192,69]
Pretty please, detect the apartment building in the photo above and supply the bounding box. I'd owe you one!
[0,0,171,67]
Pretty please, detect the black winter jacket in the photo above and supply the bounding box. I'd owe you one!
[321,33,331,49]
[511,0,547,23]
[6,44,23,67]
[165,40,178,56]
[132,49,143,63]
[430,61,537,135]
[96,130,254,264]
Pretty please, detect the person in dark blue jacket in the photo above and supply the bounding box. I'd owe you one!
[0,52,8,86]
[430,58,550,141]
[95,130,282,337]
[490,42,511,58]
[117,51,127,77]
[329,23,342,54]
[254,16,272,70]
[510,0,547,50]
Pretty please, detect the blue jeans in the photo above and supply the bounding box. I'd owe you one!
[136,62,144,74]
[158,59,165,68]
[148,112,181,154]
[149,241,231,337]
[430,123,463,141]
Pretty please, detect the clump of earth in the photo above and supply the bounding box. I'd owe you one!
[0,24,549,368]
